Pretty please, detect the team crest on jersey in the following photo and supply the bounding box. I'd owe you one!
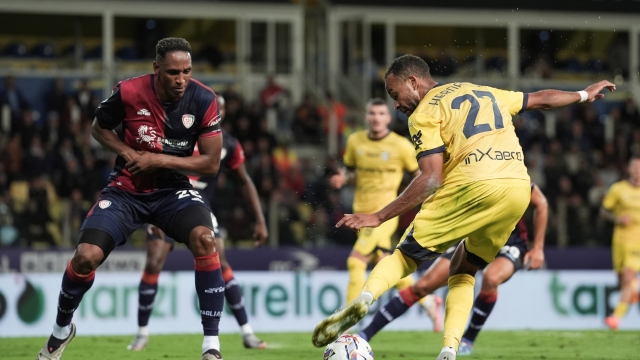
[136,125,158,148]
[381,151,389,161]
[98,200,112,209]
[182,114,195,129]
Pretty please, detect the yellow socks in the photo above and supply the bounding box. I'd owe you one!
[346,257,368,303]
[613,302,629,319]
[443,274,476,350]
[363,251,417,301]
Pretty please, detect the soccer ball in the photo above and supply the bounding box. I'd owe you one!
[323,334,374,360]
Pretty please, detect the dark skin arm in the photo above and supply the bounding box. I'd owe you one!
[91,119,139,163]
[526,80,615,111]
[523,184,548,270]
[336,153,442,231]
[229,162,268,246]
[126,133,222,177]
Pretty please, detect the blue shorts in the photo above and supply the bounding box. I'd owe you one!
[81,187,213,246]
[439,233,528,270]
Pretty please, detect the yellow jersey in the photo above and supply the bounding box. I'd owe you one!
[602,180,640,244]
[343,130,419,214]
[408,82,530,186]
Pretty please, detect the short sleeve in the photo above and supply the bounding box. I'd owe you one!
[490,87,528,115]
[95,83,125,130]
[200,97,221,138]
[409,113,445,160]
[226,141,245,170]
[343,134,356,169]
[602,184,619,211]
[401,138,419,172]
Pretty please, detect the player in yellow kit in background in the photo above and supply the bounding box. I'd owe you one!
[329,98,441,329]
[312,54,615,360]
[602,155,640,330]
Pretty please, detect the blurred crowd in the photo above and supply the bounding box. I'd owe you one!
[0,74,638,249]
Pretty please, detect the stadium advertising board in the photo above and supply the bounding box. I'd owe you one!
[0,271,638,337]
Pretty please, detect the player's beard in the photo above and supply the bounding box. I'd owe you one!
[403,94,421,116]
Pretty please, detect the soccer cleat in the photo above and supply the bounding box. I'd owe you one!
[242,333,267,349]
[457,339,474,356]
[422,295,443,332]
[605,316,619,330]
[37,323,76,360]
[202,349,223,360]
[126,334,149,351]
[436,347,456,360]
[311,299,369,347]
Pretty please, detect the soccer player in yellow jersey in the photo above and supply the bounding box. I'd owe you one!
[330,98,441,327]
[312,54,615,359]
[602,155,640,330]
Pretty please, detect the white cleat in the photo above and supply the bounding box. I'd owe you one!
[311,298,370,347]
[127,334,149,351]
[436,347,457,360]
[37,324,76,360]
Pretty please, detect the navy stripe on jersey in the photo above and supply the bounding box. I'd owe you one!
[94,74,221,193]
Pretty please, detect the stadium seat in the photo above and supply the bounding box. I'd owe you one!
[85,45,102,59]
[116,46,140,60]
[31,43,56,58]
[486,56,506,72]
[4,42,28,57]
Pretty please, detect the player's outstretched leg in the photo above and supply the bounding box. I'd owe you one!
[459,257,514,356]
[359,257,449,341]
[38,229,110,360]
[129,230,173,351]
[222,264,266,348]
[312,251,418,347]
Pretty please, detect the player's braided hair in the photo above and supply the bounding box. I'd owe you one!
[156,37,191,61]
[384,54,431,80]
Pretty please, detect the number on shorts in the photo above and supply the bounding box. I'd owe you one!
[176,190,203,199]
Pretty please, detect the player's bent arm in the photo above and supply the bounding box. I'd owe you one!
[526,80,615,111]
[230,162,267,229]
[158,133,222,177]
[376,153,443,223]
[91,119,138,163]
[530,184,548,250]
[600,206,622,224]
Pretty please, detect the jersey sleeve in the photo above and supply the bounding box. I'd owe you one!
[226,141,245,170]
[342,134,356,169]
[401,138,419,172]
[490,87,528,115]
[95,83,125,130]
[602,183,619,211]
[409,113,445,160]
[199,96,222,138]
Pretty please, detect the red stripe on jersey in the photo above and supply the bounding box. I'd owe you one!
[200,129,222,138]
[227,140,245,170]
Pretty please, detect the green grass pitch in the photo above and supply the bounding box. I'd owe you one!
[4,331,639,359]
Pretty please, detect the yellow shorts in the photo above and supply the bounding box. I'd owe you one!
[352,216,399,258]
[397,179,531,266]
[613,240,640,273]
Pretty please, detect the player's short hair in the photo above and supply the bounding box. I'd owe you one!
[156,37,191,61]
[366,98,389,111]
[384,54,431,80]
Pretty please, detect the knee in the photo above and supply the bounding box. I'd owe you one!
[412,278,431,298]
[72,251,100,274]
[482,272,502,292]
[347,256,367,272]
[190,229,216,256]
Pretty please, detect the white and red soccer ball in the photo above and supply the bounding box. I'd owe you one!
[323,334,374,360]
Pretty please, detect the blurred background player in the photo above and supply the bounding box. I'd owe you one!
[312,55,615,360]
[329,98,441,328]
[127,95,268,351]
[357,183,548,357]
[37,38,227,360]
[602,155,640,330]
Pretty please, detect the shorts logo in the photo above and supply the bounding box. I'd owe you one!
[182,114,195,129]
[137,109,151,116]
[98,200,112,209]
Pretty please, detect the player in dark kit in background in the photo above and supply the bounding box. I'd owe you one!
[127,95,268,351]
[357,183,548,356]
[37,38,227,360]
